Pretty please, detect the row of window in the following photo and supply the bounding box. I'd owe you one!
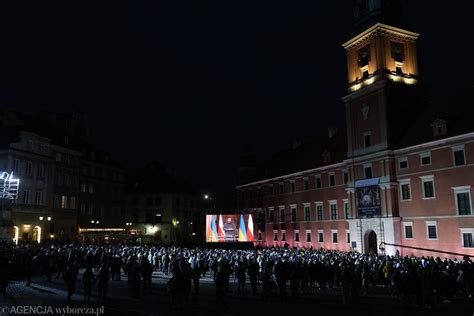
[397,145,466,170]
[21,190,44,205]
[80,183,95,194]
[403,222,474,248]
[53,195,77,209]
[56,173,78,187]
[13,160,45,178]
[268,200,351,223]
[242,145,468,201]
[399,179,472,215]
[244,172,349,199]
[79,204,122,217]
[55,152,78,166]
[26,139,48,154]
[272,229,350,244]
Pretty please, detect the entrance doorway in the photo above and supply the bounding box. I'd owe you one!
[364,230,377,254]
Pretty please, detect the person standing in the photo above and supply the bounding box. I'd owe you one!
[64,264,78,303]
[96,263,110,304]
[82,266,95,304]
[248,258,259,295]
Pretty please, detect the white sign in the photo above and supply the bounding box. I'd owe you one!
[0,171,20,200]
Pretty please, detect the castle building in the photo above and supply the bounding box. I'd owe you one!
[237,0,474,258]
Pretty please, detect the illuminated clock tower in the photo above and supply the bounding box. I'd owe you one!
[343,0,426,254]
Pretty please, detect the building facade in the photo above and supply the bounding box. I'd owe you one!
[125,163,198,245]
[77,149,127,242]
[0,130,53,243]
[237,1,474,259]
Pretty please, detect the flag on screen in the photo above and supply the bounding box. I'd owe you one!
[210,215,219,242]
[246,214,254,242]
[218,214,224,242]
[239,214,248,242]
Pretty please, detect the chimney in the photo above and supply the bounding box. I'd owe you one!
[328,127,338,139]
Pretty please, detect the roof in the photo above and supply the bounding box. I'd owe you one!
[242,130,347,184]
[127,162,196,195]
[396,90,474,149]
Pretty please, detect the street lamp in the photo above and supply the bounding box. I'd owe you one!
[39,216,44,221]
[204,194,209,200]
[47,217,51,221]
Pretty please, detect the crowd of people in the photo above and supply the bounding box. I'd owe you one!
[0,241,472,309]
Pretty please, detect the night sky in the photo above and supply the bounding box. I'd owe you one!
[1,1,473,207]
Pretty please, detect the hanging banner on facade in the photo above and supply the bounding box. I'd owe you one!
[355,177,380,216]
[0,171,20,200]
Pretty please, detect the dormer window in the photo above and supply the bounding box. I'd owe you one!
[322,150,331,163]
[430,118,447,137]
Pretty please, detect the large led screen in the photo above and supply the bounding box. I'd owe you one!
[206,214,254,242]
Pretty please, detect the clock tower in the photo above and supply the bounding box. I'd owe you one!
[343,0,427,254]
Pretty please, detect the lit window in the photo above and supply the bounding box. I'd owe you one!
[61,196,68,209]
[89,184,94,194]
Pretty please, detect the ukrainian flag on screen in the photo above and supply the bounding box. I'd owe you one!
[239,214,248,242]
[210,215,218,242]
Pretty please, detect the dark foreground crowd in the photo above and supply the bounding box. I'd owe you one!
[0,242,472,309]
